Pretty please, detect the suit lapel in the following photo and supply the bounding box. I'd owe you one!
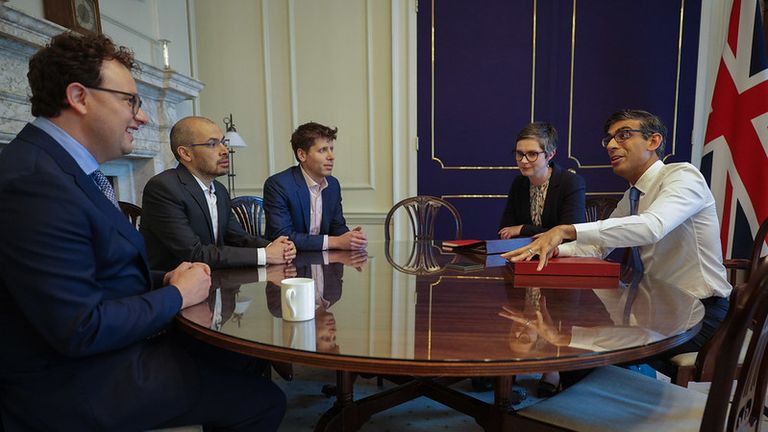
[292,167,311,233]
[177,165,216,242]
[21,125,151,272]
[541,165,561,222]
[320,186,332,234]
[214,182,229,245]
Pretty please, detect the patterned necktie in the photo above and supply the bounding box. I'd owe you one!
[628,186,644,274]
[90,170,119,208]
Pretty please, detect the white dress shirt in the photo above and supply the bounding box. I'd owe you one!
[300,166,330,250]
[192,175,266,265]
[558,161,731,299]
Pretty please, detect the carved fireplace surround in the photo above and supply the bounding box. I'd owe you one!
[0,4,203,204]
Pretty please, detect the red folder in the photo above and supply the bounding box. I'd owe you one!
[442,239,483,248]
[513,257,620,277]
[513,274,619,289]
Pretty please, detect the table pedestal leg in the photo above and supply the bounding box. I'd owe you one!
[315,370,361,431]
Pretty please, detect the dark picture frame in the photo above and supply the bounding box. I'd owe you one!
[43,0,102,36]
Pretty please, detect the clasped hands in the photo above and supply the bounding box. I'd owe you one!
[266,236,297,264]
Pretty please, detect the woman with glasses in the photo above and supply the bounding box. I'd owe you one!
[498,122,586,239]
[497,122,586,396]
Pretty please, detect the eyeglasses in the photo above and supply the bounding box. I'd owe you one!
[601,129,646,148]
[187,137,230,149]
[86,86,143,116]
[515,151,546,162]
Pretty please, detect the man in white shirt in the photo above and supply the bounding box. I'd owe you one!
[503,109,731,360]
[142,116,296,270]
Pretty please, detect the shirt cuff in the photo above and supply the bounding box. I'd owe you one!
[322,235,329,251]
[257,247,266,266]
[573,221,602,245]
[257,266,267,281]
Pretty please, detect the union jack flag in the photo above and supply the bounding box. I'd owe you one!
[702,0,768,259]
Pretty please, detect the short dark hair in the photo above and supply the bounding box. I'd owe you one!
[291,122,338,162]
[604,109,667,159]
[28,32,137,118]
[515,122,558,155]
[169,116,216,161]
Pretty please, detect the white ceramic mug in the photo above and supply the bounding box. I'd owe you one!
[280,277,315,321]
[282,320,316,351]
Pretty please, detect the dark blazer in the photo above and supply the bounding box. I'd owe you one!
[263,166,349,251]
[141,164,270,270]
[498,164,586,236]
[0,124,193,430]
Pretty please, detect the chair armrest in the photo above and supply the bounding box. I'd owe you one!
[723,259,750,270]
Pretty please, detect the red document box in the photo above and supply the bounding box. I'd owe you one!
[513,257,620,277]
[513,274,620,289]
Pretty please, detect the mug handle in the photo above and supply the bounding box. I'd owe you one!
[286,288,297,318]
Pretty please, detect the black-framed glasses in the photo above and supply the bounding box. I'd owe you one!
[86,86,143,116]
[187,137,230,149]
[515,151,546,162]
[601,129,646,148]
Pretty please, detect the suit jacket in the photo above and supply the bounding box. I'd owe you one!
[141,164,270,271]
[0,124,197,430]
[263,166,349,251]
[498,164,586,236]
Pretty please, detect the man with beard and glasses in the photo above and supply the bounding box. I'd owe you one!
[141,116,296,271]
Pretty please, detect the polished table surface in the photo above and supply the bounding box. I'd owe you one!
[177,241,704,376]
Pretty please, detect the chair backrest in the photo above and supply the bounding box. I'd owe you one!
[384,240,448,275]
[699,259,768,431]
[231,196,264,237]
[118,201,142,228]
[584,196,619,222]
[384,195,462,241]
[748,216,768,277]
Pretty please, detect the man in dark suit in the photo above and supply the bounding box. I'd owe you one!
[141,116,296,270]
[0,32,285,431]
[263,122,368,251]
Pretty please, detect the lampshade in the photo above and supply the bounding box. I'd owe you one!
[223,113,247,148]
[225,130,247,148]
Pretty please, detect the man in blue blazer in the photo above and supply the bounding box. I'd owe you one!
[0,32,285,431]
[141,116,296,270]
[263,122,368,251]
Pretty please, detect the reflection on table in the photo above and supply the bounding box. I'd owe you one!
[178,241,704,367]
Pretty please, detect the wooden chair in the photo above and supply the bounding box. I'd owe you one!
[722,217,768,286]
[230,196,265,237]
[515,259,768,432]
[118,201,142,228]
[584,196,619,222]
[384,195,462,241]
[230,195,293,382]
[668,216,768,387]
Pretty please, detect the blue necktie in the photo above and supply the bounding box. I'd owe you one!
[90,170,119,208]
[628,187,644,274]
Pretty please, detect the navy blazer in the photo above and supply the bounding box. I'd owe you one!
[141,164,270,270]
[0,124,201,430]
[263,166,349,251]
[498,164,586,236]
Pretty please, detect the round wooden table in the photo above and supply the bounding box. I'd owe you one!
[177,241,704,431]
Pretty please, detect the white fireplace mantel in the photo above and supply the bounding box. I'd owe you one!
[0,4,204,202]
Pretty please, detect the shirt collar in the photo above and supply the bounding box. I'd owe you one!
[192,173,215,194]
[631,160,663,195]
[31,117,100,175]
[300,165,328,191]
